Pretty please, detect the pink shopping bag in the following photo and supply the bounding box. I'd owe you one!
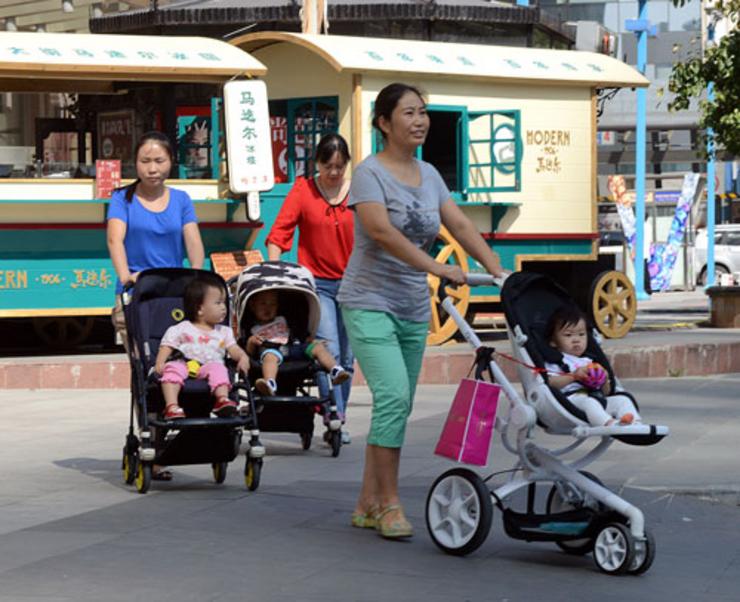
[434,378,500,466]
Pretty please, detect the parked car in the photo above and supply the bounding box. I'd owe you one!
[694,224,740,285]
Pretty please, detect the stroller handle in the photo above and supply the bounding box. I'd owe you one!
[465,272,509,288]
[438,272,508,301]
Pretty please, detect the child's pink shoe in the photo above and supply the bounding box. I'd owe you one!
[164,405,186,420]
[213,397,237,417]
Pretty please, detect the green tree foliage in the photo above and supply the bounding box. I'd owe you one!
[668,0,739,155]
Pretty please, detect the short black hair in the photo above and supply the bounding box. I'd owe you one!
[545,305,587,343]
[183,273,225,322]
[372,82,426,140]
[315,133,350,165]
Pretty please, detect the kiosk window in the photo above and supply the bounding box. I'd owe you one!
[465,110,521,195]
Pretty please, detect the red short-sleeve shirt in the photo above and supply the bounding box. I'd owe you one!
[266,177,354,279]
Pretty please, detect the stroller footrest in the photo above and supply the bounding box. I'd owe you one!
[572,423,668,443]
[150,416,251,429]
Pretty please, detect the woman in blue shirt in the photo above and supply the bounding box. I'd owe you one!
[107,131,205,349]
[106,131,205,482]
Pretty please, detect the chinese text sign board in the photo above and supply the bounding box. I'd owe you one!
[223,80,274,194]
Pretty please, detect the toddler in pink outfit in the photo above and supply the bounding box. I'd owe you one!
[155,275,250,419]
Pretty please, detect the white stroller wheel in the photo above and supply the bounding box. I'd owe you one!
[425,468,493,556]
[593,523,636,575]
[628,528,656,575]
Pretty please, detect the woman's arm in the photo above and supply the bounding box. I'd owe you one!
[265,181,304,258]
[266,242,283,261]
[439,199,505,277]
[355,202,465,283]
[183,222,205,269]
[106,218,134,285]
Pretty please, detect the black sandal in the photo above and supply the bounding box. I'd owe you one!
[152,469,173,481]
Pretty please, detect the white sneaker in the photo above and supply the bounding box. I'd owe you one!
[330,365,350,385]
[255,378,276,396]
[341,430,351,445]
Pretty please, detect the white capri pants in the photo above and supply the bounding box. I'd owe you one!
[568,392,641,426]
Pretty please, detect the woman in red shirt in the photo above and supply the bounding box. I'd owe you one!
[266,134,354,443]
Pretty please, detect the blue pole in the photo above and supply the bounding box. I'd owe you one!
[705,82,716,287]
[634,0,649,299]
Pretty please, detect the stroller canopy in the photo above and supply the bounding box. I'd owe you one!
[501,271,613,378]
[234,261,321,342]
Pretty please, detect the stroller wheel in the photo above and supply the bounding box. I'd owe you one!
[546,471,604,555]
[245,457,262,491]
[628,528,656,575]
[122,448,137,486]
[593,523,636,575]
[425,468,493,556]
[212,462,228,484]
[135,462,152,494]
[300,432,312,450]
[329,430,341,457]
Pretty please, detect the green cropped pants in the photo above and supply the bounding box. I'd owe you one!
[341,307,427,448]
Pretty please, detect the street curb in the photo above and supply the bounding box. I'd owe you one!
[1,340,739,389]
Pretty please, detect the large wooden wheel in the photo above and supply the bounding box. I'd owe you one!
[427,225,471,346]
[589,271,637,339]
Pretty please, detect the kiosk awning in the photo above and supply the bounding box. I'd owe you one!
[0,31,266,91]
[234,32,649,89]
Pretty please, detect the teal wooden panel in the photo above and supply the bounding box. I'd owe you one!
[251,184,298,263]
[468,239,593,299]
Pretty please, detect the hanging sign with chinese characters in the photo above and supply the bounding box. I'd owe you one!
[223,80,274,194]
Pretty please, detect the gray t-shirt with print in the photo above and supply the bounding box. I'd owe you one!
[337,154,450,322]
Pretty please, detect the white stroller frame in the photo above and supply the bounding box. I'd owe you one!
[425,273,669,575]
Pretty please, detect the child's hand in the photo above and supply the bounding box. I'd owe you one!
[572,366,590,381]
[154,360,165,375]
[236,355,250,375]
[249,334,264,346]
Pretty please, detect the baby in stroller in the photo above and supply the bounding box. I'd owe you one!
[155,274,251,419]
[246,288,350,397]
[545,305,640,427]
[234,261,345,456]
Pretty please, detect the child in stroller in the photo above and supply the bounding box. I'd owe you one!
[156,274,251,419]
[545,305,640,427]
[425,271,668,574]
[120,267,265,493]
[246,288,350,397]
[234,260,345,456]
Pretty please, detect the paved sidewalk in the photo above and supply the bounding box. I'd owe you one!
[0,376,738,601]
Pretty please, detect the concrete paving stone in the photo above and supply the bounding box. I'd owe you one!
[0,377,738,601]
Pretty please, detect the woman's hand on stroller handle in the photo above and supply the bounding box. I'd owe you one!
[433,263,466,285]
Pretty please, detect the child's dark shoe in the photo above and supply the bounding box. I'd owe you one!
[213,397,237,417]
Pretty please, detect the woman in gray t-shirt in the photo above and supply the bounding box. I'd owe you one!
[338,83,506,540]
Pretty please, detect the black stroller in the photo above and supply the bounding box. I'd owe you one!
[120,268,265,494]
[233,261,344,457]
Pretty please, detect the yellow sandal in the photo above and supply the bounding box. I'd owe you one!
[375,504,413,539]
[351,505,378,529]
